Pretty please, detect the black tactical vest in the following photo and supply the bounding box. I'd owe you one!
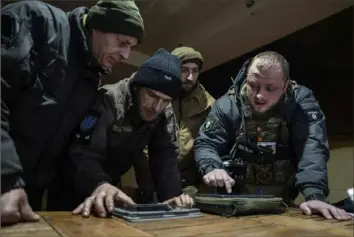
[228,83,298,204]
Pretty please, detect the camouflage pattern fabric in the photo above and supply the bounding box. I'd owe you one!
[233,83,297,203]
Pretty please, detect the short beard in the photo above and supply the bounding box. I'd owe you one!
[180,83,198,97]
[251,95,285,119]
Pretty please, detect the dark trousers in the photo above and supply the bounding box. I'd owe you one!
[46,159,80,211]
[46,176,78,211]
[25,175,78,212]
[25,186,45,212]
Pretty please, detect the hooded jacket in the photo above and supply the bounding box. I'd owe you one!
[194,60,330,200]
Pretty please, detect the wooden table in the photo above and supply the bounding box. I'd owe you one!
[1,209,353,237]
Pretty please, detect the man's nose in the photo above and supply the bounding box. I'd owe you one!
[187,72,194,81]
[120,47,132,60]
[153,100,163,113]
[256,89,266,100]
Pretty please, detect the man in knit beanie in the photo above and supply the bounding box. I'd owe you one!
[1,0,144,224]
[84,0,144,71]
[70,49,194,218]
[133,46,215,201]
[170,46,215,196]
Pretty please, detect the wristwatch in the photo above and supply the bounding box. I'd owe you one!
[305,193,328,203]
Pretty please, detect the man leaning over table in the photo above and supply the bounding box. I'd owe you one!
[194,51,352,220]
[1,0,144,225]
[69,49,194,218]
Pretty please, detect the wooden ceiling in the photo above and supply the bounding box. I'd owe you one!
[3,0,353,72]
[134,0,353,71]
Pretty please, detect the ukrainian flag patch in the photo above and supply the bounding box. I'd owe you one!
[80,115,98,132]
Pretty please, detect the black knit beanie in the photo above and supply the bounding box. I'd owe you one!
[86,0,144,43]
[132,48,182,100]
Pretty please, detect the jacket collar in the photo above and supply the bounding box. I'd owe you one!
[174,83,214,118]
[67,7,111,75]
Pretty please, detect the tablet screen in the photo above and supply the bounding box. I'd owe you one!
[118,204,172,212]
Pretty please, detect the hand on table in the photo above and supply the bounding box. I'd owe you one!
[203,169,235,193]
[72,183,136,218]
[1,188,40,225]
[300,200,352,220]
[163,194,194,208]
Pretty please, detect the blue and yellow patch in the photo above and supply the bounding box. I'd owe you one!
[80,115,98,132]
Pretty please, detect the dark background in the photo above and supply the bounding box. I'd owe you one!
[200,7,353,138]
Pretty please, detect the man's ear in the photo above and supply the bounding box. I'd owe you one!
[283,79,290,92]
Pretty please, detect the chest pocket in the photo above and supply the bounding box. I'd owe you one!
[109,121,135,149]
[109,119,155,156]
[243,116,295,186]
[244,116,289,144]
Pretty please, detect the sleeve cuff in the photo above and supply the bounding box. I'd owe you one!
[78,172,112,198]
[202,163,223,176]
[302,187,327,202]
[1,175,25,194]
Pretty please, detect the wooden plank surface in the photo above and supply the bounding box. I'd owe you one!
[41,212,151,237]
[0,209,352,237]
[129,210,353,237]
[0,218,62,237]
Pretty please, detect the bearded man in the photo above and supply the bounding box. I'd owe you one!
[194,51,351,221]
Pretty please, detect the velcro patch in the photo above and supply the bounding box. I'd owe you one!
[306,110,322,122]
[74,114,99,145]
[80,115,98,132]
[201,115,217,132]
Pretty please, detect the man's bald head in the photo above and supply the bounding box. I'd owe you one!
[248,51,290,81]
[245,51,290,114]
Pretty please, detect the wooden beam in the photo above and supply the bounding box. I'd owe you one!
[197,0,353,71]
[171,0,270,48]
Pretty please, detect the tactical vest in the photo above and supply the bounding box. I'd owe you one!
[228,86,298,204]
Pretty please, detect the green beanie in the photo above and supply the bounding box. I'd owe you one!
[86,0,144,43]
[171,46,204,70]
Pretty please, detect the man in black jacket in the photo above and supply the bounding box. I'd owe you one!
[1,0,144,225]
[194,51,351,220]
[71,49,193,218]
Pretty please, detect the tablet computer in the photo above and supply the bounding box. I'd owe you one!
[112,204,203,222]
[118,203,172,212]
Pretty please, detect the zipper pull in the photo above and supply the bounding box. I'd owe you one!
[257,126,263,142]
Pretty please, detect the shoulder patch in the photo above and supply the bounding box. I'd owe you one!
[306,110,322,122]
[201,115,217,132]
[80,115,98,132]
[74,114,99,145]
